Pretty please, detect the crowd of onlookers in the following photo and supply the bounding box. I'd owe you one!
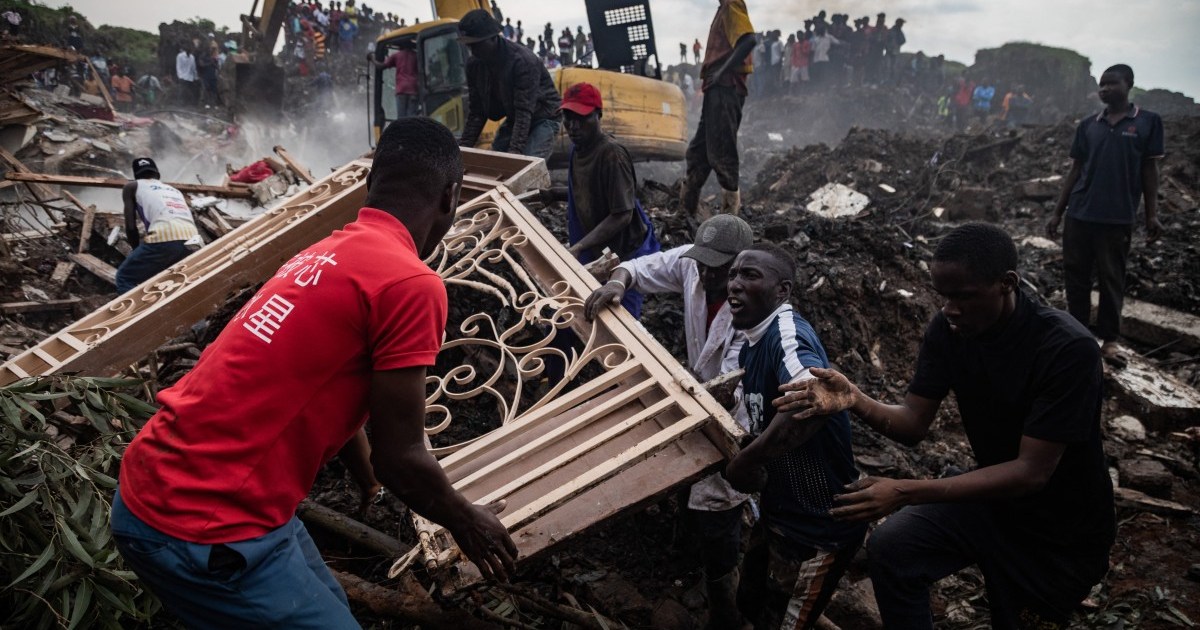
[668,8,1036,129]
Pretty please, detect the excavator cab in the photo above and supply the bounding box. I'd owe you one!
[370,20,470,145]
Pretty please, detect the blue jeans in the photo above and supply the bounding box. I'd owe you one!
[111,489,359,629]
[115,241,192,294]
[491,117,560,159]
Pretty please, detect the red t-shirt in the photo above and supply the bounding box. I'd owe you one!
[383,49,418,95]
[119,208,447,543]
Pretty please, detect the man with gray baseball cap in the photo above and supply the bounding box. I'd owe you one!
[583,213,755,629]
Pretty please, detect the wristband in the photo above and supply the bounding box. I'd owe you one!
[607,279,626,291]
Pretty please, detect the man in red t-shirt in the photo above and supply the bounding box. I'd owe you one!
[112,118,517,627]
[368,39,419,119]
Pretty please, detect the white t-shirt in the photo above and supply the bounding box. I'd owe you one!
[135,179,198,243]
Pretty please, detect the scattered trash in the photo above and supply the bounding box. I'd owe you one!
[805,183,870,219]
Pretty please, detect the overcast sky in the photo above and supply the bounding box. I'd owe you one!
[45,0,1199,98]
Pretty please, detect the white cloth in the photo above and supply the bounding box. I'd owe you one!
[618,245,751,511]
[175,51,196,82]
[769,40,783,65]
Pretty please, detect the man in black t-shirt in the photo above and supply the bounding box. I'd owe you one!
[774,224,1114,628]
[538,82,659,318]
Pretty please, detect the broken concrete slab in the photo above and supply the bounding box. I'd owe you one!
[1106,345,1200,432]
[1093,292,1200,353]
[1019,175,1062,201]
[1118,457,1174,499]
[1107,415,1147,442]
[1113,487,1195,517]
[946,186,994,221]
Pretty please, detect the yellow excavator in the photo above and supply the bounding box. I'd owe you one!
[368,0,687,166]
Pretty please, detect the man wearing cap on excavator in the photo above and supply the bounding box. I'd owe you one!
[538,82,660,318]
[457,8,561,159]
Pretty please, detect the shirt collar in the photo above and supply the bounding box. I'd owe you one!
[745,302,792,345]
[1097,103,1139,122]
[357,207,419,254]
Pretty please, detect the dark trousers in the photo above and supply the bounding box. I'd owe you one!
[1063,217,1132,342]
[683,83,745,211]
[691,504,744,579]
[115,240,191,294]
[868,503,1108,629]
[737,524,862,630]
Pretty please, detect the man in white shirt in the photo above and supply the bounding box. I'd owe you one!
[175,44,198,105]
[584,214,754,629]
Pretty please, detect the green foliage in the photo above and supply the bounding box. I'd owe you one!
[0,376,161,629]
[94,26,158,73]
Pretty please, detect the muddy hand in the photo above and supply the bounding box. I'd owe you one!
[583,283,624,321]
[830,477,908,522]
[450,499,518,582]
[773,367,857,420]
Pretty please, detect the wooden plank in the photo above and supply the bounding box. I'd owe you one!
[5,172,256,198]
[77,204,95,253]
[50,261,75,286]
[0,145,55,201]
[206,208,234,234]
[85,58,116,115]
[273,145,315,184]
[1114,487,1195,517]
[0,298,80,314]
[68,252,117,286]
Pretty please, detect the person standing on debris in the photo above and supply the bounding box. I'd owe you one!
[1047,64,1164,357]
[110,66,135,113]
[971,78,995,123]
[1000,84,1033,128]
[458,9,562,159]
[367,39,419,119]
[115,158,203,293]
[557,28,574,66]
[538,82,660,316]
[681,41,688,64]
[2,8,22,39]
[174,43,198,106]
[135,69,162,107]
[64,15,83,51]
[721,243,866,629]
[681,0,756,219]
[694,38,703,64]
[774,223,1116,628]
[584,214,754,630]
[112,119,519,627]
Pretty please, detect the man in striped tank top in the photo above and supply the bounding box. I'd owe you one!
[116,157,203,293]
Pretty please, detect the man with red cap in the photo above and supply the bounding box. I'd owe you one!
[539,82,659,318]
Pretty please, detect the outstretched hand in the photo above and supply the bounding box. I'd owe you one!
[830,476,909,522]
[772,367,858,421]
[583,282,624,321]
[447,500,519,582]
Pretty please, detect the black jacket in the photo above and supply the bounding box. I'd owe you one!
[460,38,561,154]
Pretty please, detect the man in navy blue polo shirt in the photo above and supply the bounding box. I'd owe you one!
[1046,64,1165,355]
